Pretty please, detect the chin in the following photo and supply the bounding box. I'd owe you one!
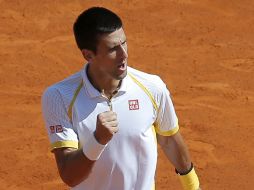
[116,69,127,80]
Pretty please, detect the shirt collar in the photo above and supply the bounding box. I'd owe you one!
[81,63,128,98]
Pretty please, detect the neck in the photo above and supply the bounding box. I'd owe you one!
[87,64,121,98]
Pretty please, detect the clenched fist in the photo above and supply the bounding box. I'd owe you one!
[94,111,119,145]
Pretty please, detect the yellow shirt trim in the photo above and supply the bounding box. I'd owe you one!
[128,73,158,111]
[151,125,157,143]
[155,124,179,136]
[128,73,179,137]
[50,140,79,151]
[151,181,155,190]
[67,73,178,138]
[68,80,83,122]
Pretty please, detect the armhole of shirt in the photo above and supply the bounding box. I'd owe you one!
[67,80,84,123]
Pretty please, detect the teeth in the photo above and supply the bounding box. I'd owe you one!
[117,63,126,70]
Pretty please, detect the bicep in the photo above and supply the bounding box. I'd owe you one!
[53,147,78,173]
[157,130,183,148]
[157,131,183,164]
[52,147,95,187]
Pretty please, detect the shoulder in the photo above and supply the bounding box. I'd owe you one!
[42,71,83,106]
[127,67,169,95]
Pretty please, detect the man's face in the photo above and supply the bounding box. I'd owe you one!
[90,27,128,80]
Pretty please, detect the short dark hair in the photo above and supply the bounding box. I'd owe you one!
[73,7,123,53]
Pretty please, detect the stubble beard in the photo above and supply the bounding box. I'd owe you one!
[115,67,127,80]
[116,69,127,80]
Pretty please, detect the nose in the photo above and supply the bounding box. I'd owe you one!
[119,43,128,59]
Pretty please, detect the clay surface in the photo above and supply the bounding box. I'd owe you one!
[0,1,253,189]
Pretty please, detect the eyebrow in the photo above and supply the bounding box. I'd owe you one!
[110,38,127,48]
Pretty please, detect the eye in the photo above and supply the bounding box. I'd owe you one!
[108,46,118,52]
[108,40,127,53]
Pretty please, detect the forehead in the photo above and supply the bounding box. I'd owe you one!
[98,28,126,47]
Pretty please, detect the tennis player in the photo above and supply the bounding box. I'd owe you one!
[42,7,201,190]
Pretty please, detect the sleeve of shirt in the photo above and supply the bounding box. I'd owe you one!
[42,87,79,151]
[154,78,179,136]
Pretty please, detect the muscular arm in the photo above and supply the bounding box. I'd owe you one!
[53,111,118,187]
[53,147,95,187]
[157,131,192,174]
[157,131,201,190]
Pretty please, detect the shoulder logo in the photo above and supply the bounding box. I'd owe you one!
[128,99,139,110]
[49,125,63,134]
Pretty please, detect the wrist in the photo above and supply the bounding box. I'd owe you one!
[94,131,108,145]
[176,163,200,190]
[175,162,193,175]
[82,133,107,161]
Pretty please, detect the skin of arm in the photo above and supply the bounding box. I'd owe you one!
[157,131,201,190]
[53,147,95,187]
[157,131,192,173]
[52,111,118,187]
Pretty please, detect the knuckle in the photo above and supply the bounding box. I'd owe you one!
[97,113,103,120]
[104,123,110,128]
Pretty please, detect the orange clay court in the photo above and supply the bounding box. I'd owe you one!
[0,0,253,189]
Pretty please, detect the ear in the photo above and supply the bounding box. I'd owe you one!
[81,49,94,62]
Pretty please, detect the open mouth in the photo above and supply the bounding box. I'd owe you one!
[118,63,126,70]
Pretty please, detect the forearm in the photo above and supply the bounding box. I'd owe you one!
[157,132,201,189]
[157,132,191,173]
[54,148,95,187]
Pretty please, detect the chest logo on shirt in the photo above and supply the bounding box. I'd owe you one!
[128,99,139,110]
